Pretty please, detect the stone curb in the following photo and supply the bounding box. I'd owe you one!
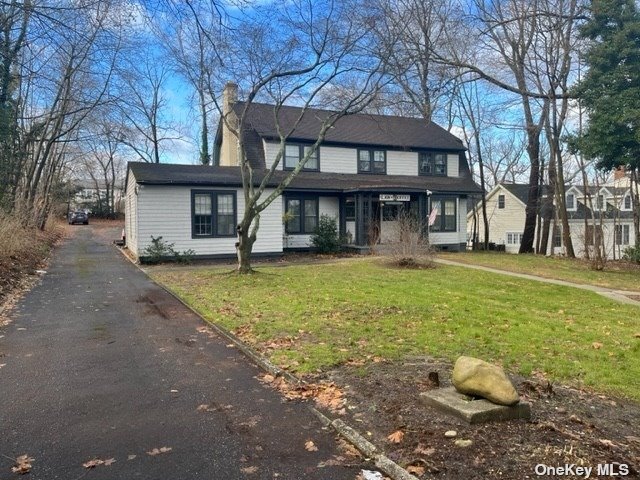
[115,246,419,480]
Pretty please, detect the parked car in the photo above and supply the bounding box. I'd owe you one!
[68,211,89,225]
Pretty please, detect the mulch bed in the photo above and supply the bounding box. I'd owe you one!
[319,357,640,479]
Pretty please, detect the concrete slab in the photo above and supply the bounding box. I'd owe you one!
[420,387,531,424]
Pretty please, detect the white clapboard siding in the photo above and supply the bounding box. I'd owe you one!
[447,154,459,177]
[263,140,283,171]
[387,151,417,176]
[283,196,339,248]
[471,186,526,253]
[125,172,139,255]
[136,186,283,255]
[319,146,358,174]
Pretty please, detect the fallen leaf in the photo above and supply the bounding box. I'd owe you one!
[599,439,615,448]
[414,444,435,456]
[407,464,426,475]
[387,430,404,444]
[82,459,104,469]
[147,446,173,456]
[127,454,137,460]
[305,440,318,452]
[197,404,210,411]
[12,455,34,474]
[104,458,116,466]
[240,465,259,474]
[592,342,603,349]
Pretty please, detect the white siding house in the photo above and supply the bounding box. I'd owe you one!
[468,182,637,258]
[124,83,481,260]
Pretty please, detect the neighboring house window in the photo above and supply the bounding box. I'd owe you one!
[566,193,575,210]
[285,196,318,234]
[623,195,632,210]
[553,225,562,247]
[615,225,630,245]
[284,144,319,170]
[419,152,447,176]
[498,194,505,209]
[358,149,386,174]
[596,194,605,210]
[191,190,237,238]
[430,197,456,232]
[585,225,603,246]
[506,232,524,245]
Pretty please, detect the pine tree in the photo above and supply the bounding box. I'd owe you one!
[572,0,640,170]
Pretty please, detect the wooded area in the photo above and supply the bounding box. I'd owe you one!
[0,0,637,263]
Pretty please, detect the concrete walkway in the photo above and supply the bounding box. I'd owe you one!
[0,225,366,480]
[434,258,640,307]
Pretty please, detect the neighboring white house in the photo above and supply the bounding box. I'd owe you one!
[73,179,124,214]
[468,181,637,258]
[124,83,481,261]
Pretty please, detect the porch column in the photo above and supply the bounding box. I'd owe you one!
[339,196,346,240]
[355,194,364,246]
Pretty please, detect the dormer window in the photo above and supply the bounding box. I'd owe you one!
[566,193,575,210]
[419,152,447,176]
[284,144,319,171]
[596,194,605,210]
[623,195,632,210]
[358,149,386,174]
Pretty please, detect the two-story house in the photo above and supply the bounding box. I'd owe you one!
[124,83,481,260]
[468,180,637,258]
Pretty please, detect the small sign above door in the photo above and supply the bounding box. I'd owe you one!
[379,194,410,202]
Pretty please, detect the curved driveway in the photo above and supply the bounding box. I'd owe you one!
[0,225,364,480]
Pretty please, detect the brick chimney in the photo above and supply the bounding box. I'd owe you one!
[613,166,626,180]
[220,81,238,166]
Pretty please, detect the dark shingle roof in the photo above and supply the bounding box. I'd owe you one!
[127,161,481,195]
[235,102,466,152]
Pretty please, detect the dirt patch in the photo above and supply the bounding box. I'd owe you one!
[321,358,639,479]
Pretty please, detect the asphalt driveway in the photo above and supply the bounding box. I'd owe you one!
[0,224,365,479]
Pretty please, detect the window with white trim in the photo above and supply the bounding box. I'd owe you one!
[615,225,630,245]
[498,194,505,209]
[506,232,523,245]
[623,195,632,210]
[566,193,575,210]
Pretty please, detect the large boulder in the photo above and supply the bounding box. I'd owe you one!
[452,356,519,406]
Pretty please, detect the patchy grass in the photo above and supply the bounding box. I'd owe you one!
[439,251,640,292]
[151,259,640,400]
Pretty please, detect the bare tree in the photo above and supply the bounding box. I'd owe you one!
[183,0,385,272]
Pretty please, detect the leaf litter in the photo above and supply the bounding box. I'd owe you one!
[259,374,346,413]
[11,454,34,474]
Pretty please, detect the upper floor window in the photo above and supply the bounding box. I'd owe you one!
[419,152,447,176]
[566,193,575,210]
[192,190,236,238]
[358,149,386,174]
[596,194,605,210]
[498,194,505,209]
[430,197,456,232]
[285,196,318,234]
[623,195,632,210]
[284,144,319,171]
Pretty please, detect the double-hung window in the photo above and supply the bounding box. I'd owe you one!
[623,195,632,210]
[358,149,386,174]
[506,232,524,245]
[192,190,237,238]
[566,193,575,210]
[419,152,447,176]
[284,144,319,170]
[498,194,505,209]
[615,225,630,245]
[430,197,457,232]
[285,196,318,234]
